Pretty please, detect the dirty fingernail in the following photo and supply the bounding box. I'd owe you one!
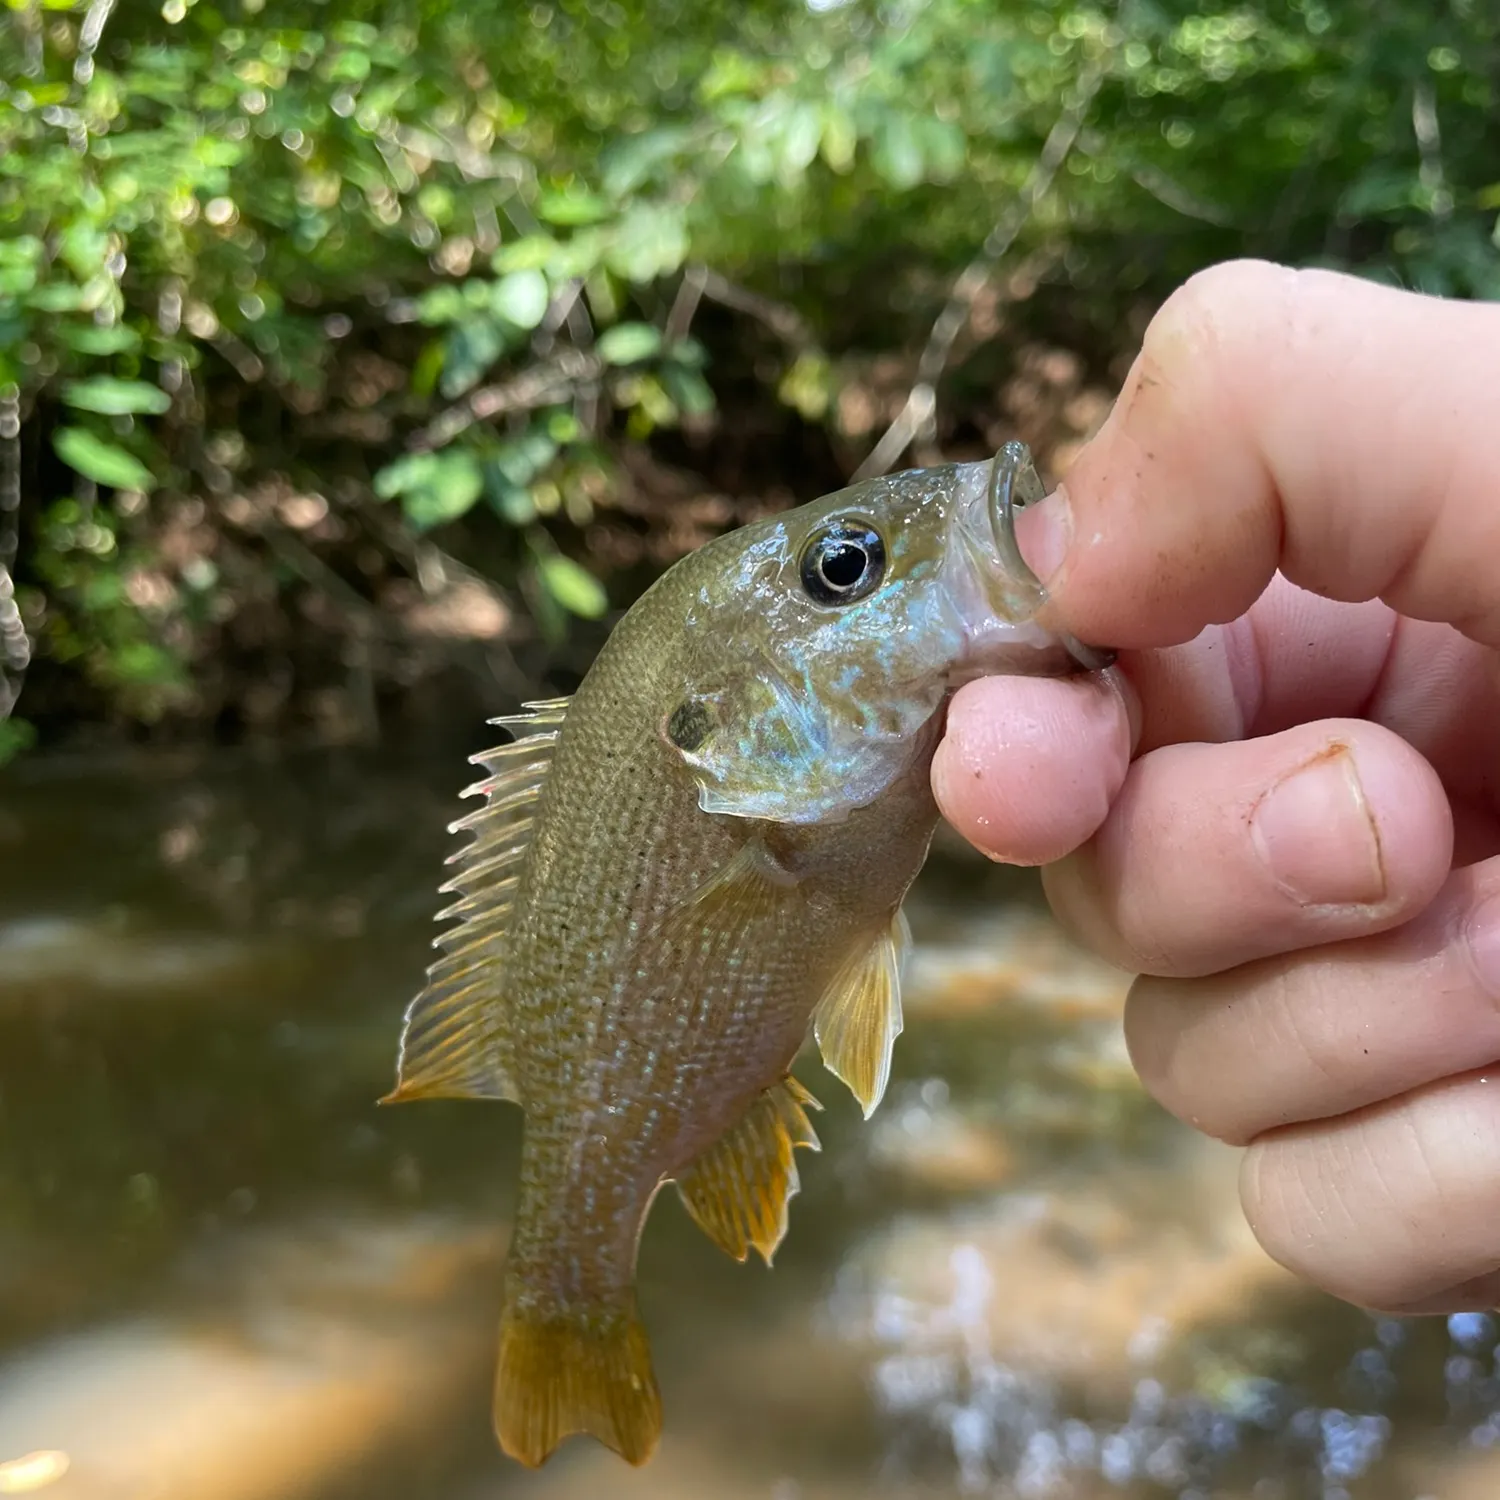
[1250,747,1386,907]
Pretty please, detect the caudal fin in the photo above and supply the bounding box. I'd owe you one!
[493,1296,662,1468]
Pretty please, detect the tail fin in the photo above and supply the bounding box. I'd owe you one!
[493,1294,662,1468]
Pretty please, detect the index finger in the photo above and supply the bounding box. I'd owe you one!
[1021,260,1500,652]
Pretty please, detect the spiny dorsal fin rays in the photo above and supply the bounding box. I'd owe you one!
[384,697,571,1106]
[673,1076,822,1266]
[812,906,910,1119]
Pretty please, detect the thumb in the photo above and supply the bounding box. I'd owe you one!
[1018,259,1500,652]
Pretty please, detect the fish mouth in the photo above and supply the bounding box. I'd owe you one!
[941,444,1115,681]
[983,442,1115,674]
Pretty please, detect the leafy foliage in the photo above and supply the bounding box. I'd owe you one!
[1,0,1497,739]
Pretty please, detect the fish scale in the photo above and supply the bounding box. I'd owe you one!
[385,448,1106,1470]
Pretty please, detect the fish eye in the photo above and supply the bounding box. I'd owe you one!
[798,520,886,607]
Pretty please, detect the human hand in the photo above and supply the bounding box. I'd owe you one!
[935,259,1500,1314]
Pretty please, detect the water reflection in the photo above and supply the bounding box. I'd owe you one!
[0,750,1494,1499]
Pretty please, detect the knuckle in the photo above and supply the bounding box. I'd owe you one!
[1241,1105,1500,1312]
[1040,850,1134,968]
[1239,1138,1398,1307]
[1122,976,1241,1138]
[1268,967,1351,1102]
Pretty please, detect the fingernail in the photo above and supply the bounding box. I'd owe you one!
[1016,488,1072,585]
[1250,747,1386,907]
[1463,894,1500,1002]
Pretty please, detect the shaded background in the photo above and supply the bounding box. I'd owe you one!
[2,2,1500,1498]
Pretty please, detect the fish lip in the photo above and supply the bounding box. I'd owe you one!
[938,450,1110,679]
[982,442,1116,674]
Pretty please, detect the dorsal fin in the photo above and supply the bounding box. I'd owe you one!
[674,1076,822,1265]
[383,697,570,1104]
[812,906,910,1119]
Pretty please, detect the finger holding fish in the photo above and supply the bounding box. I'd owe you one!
[931,671,1131,867]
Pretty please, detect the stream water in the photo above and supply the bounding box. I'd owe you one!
[0,745,1495,1500]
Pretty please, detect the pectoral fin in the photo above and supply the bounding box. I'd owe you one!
[691,835,800,919]
[812,907,910,1119]
[674,1076,822,1266]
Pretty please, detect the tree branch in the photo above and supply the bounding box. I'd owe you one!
[695,268,816,350]
[664,264,709,345]
[407,349,603,451]
[851,55,1110,482]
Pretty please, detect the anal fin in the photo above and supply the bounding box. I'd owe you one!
[674,1076,822,1266]
[813,906,910,1119]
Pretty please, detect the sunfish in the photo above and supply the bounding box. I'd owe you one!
[385,443,1108,1468]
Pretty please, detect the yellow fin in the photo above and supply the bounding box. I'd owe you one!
[685,834,801,934]
[812,907,910,1119]
[674,1075,822,1266]
[384,697,570,1104]
[493,1294,661,1468]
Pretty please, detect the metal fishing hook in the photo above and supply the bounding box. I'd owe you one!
[988,440,1115,674]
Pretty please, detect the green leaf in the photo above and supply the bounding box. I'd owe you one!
[820,104,858,174]
[777,352,832,421]
[913,117,967,182]
[660,364,716,417]
[485,472,536,525]
[0,235,42,267]
[59,225,109,282]
[872,113,924,190]
[490,268,551,330]
[1341,168,1419,218]
[491,428,558,486]
[418,285,468,325]
[64,325,143,356]
[601,125,691,198]
[597,321,663,365]
[439,318,507,398]
[26,283,94,313]
[491,235,561,274]
[605,202,688,283]
[776,101,823,179]
[0,717,36,768]
[411,339,445,399]
[327,48,372,83]
[537,189,612,227]
[53,427,156,491]
[374,450,484,530]
[63,377,171,416]
[537,553,607,618]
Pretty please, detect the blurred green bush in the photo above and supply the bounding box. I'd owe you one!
[1,0,1496,749]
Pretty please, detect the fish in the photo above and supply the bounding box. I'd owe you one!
[383,442,1109,1469]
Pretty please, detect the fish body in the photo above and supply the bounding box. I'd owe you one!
[387,450,1094,1468]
